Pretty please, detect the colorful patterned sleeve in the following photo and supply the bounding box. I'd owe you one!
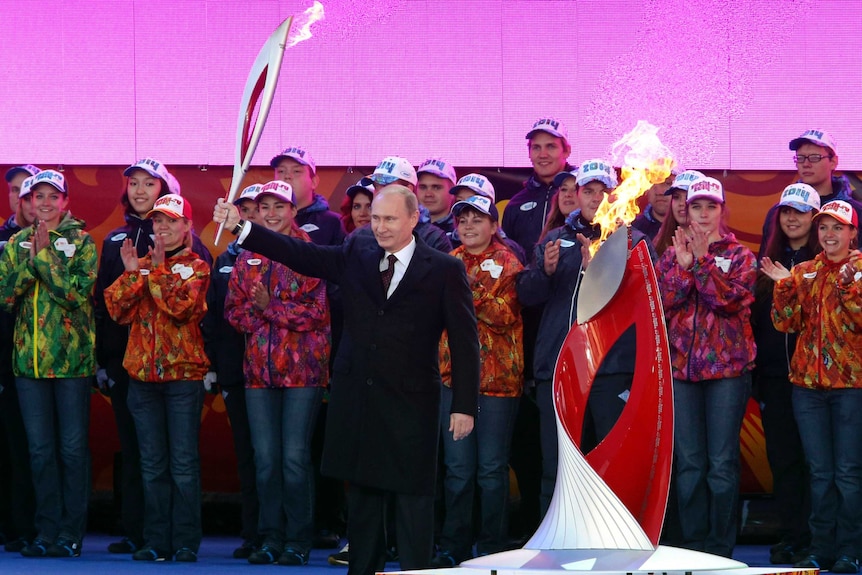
[0,233,38,311]
[472,251,523,335]
[224,255,268,335]
[656,247,695,312]
[104,268,147,325]
[836,259,862,319]
[261,266,329,332]
[31,230,97,310]
[771,272,803,333]
[691,244,756,314]
[147,258,209,324]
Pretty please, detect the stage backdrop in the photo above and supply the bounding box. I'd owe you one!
[3,162,860,496]
[1,0,861,170]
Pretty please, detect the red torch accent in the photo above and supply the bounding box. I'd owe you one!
[554,234,673,546]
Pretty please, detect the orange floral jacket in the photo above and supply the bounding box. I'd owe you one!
[440,241,523,397]
[772,252,862,389]
[104,249,210,382]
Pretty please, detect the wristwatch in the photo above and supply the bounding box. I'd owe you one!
[231,220,245,236]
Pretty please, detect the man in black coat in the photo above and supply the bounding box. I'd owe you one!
[214,185,480,575]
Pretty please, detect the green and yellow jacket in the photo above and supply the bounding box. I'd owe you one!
[0,212,97,378]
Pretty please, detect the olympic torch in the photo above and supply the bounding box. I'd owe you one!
[215,2,325,244]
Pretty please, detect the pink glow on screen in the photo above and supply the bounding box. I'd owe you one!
[1,0,860,170]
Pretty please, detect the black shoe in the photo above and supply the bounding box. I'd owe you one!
[233,539,258,559]
[429,551,458,568]
[46,537,82,557]
[328,543,349,566]
[133,546,169,562]
[108,537,140,554]
[20,538,51,558]
[794,554,834,571]
[833,556,860,574]
[174,547,198,562]
[277,547,309,566]
[5,537,30,553]
[770,543,799,564]
[248,544,282,565]
[314,529,341,549]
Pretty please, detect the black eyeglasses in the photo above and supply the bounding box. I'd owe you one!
[794,154,833,164]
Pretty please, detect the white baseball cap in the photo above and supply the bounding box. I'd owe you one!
[370,156,418,186]
[778,183,820,213]
[23,170,67,197]
[146,193,192,220]
[450,173,496,201]
[233,183,263,205]
[526,117,569,143]
[789,129,838,154]
[814,200,857,227]
[270,146,316,174]
[256,180,295,205]
[451,194,498,222]
[416,158,457,185]
[665,170,706,195]
[124,158,170,181]
[576,159,617,188]
[686,176,725,204]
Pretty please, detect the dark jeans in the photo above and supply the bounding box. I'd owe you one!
[222,385,259,543]
[106,370,145,545]
[0,376,36,541]
[128,379,204,553]
[673,374,751,558]
[246,386,323,552]
[757,375,810,547]
[438,386,519,559]
[536,380,557,517]
[16,376,91,543]
[792,386,862,559]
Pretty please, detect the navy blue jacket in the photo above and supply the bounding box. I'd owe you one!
[516,212,654,381]
[202,243,246,388]
[296,194,346,246]
[502,173,567,257]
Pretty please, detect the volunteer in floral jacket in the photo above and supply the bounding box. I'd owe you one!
[762,200,862,574]
[0,170,96,558]
[225,180,330,567]
[433,194,523,567]
[105,193,210,563]
[656,176,757,558]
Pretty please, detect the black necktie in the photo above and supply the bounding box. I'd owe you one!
[381,254,398,295]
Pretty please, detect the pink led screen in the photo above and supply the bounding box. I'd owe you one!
[1,0,861,170]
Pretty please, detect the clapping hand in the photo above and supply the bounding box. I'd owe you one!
[250,282,270,310]
[543,239,561,275]
[760,257,791,282]
[671,227,694,269]
[119,238,139,272]
[576,233,592,270]
[30,220,49,262]
[150,235,165,269]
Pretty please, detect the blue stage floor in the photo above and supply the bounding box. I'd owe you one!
[0,535,778,575]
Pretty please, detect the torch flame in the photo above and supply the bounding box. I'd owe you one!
[287,1,325,48]
[590,120,675,256]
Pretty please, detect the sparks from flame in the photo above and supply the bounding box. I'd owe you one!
[288,1,326,48]
[589,121,675,256]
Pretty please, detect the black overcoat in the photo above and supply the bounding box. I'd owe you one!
[241,224,480,495]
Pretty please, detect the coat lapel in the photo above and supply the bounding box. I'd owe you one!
[387,240,433,304]
[358,242,386,304]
